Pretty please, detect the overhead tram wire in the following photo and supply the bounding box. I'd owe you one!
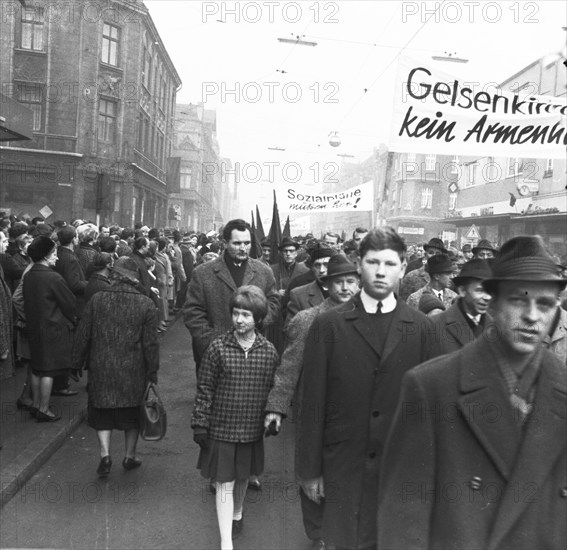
[336,0,448,129]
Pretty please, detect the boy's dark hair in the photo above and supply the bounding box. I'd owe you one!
[99,236,117,253]
[157,237,168,252]
[121,228,134,240]
[359,227,407,262]
[222,219,251,241]
[353,227,368,237]
[230,285,268,326]
[57,225,76,246]
[134,237,148,251]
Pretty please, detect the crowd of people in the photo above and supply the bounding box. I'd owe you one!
[1,213,566,550]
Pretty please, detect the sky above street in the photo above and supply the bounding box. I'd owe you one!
[146,0,566,217]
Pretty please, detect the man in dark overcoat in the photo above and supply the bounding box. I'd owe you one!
[378,235,567,550]
[429,258,493,356]
[184,219,280,369]
[296,227,434,550]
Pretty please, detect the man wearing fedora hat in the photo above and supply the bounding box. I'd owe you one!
[462,243,473,260]
[379,235,567,550]
[472,238,498,260]
[270,236,309,296]
[265,254,361,550]
[400,238,447,301]
[284,244,338,328]
[296,227,434,550]
[406,254,458,311]
[429,258,493,356]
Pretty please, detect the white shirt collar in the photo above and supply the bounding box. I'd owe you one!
[360,289,397,314]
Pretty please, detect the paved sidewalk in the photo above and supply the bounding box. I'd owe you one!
[0,363,87,508]
[0,314,182,509]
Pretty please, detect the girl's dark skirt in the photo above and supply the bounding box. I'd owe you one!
[197,438,264,483]
[88,404,140,431]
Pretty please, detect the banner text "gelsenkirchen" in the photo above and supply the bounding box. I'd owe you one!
[389,57,566,159]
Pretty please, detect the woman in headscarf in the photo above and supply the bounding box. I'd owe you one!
[74,256,159,476]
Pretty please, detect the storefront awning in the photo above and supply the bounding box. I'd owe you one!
[0,93,33,142]
[442,213,513,227]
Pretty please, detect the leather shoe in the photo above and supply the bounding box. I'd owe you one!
[51,388,78,397]
[232,519,243,539]
[16,398,33,411]
[97,456,112,476]
[311,539,326,550]
[122,457,142,470]
[248,479,262,491]
[35,410,61,422]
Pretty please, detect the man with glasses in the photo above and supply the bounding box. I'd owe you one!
[271,237,309,297]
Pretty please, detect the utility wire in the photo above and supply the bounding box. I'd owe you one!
[337,0,448,126]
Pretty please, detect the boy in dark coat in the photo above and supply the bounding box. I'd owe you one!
[297,227,433,550]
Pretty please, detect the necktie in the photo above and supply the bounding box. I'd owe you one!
[376,301,383,314]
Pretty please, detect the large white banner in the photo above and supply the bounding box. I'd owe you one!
[389,57,566,159]
[284,181,373,212]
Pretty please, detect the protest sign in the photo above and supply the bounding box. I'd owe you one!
[390,57,566,159]
[284,181,373,212]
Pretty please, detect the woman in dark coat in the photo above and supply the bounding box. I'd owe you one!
[84,252,112,302]
[24,236,76,422]
[74,256,159,476]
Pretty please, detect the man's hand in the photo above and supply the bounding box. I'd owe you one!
[300,477,325,503]
[264,413,282,431]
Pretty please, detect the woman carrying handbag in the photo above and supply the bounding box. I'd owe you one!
[73,256,160,476]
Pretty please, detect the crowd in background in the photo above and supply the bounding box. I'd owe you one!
[1,212,566,550]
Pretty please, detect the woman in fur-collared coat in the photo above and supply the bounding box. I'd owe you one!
[74,256,159,476]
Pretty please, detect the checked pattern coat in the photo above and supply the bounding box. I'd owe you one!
[191,330,279,443]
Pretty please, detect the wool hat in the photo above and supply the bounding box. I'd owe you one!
[482,235,566,292]
[111,256,140,282]
[309,244,337,262]
[453,259,492,287]
[462,244,472,253]
[320,255,359,282]
[423,238,448,254]
[278,236,300,250]
[8,222,29,240]
[181,234,193,244]
[27,235,56,262]
[425,254,455,274]
[472,239,497,255]
[419,293,446,315]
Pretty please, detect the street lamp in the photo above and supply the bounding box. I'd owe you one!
[432,51,469,63]
[277,34,318,47]
[328,131,341,147]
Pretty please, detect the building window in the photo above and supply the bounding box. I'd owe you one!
[180,169,192,190]
[21,7,44,51]
[544,158,553,176]
[101,23,120,66]
[451,155,459,174]
[507,157,523,177]
[143,49,152,90]
[18,84,43,131]
[421,187,432,209]
[138,114,150,154]
[425,154,436,171]
[98,99,116,143]
[449,192,457,210]
[466,163,478,187]
[156,131,164,166]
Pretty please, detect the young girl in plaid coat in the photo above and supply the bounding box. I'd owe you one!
[191,286,279,550]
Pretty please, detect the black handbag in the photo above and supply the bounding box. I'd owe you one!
[140,382,167,441]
